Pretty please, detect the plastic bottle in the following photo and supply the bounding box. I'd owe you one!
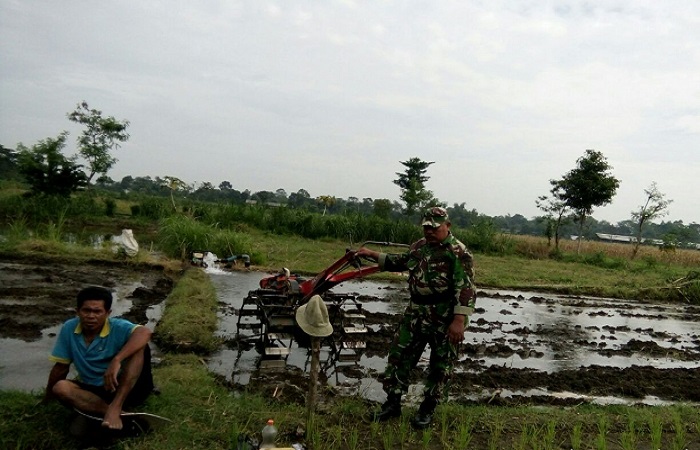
[259,419,277,449]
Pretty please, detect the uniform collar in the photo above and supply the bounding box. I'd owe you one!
[74,319,111,337]
[436,232,454,246]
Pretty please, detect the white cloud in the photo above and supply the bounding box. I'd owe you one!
[1,0,699,223]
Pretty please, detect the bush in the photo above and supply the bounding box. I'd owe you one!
[133,197,171,220]
[104,198,116,217]
[454,219,515,254]
[157,215,255,262]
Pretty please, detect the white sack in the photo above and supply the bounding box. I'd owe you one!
[112,229,139,257]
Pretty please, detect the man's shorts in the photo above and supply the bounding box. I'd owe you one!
[70,345,154,407]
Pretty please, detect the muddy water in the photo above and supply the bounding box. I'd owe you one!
[0,259,172,392]
[206,269,700,405]
[3,258,697,407]
[0,292,164,391]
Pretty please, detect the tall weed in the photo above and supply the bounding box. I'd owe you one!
[157,215,255,261]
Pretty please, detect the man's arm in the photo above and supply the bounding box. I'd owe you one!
[447,247,477,343]
[43,362,70,403]
[103,326,152,392]
[355,247,379,261]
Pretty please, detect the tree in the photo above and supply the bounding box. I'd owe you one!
[0,144,21,180]
[393,157,437,217]
[536,182,570,251]
[95,175,115,189]
[16,132,87,197]
[289,189,312,209]
[120,175,134,191]
[68,101,130,184]
[630,182,673,258]
[252,190,276,204]
[162,175,187,210]
[373,198,393,219]
[219,180,233,190]
[448,203,480,228]
[274,188,288,204]
[316,195,336,215]
[557,149,620,253]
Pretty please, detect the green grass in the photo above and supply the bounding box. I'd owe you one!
[1,212,697,302]
[245,229,696,302]
[6,376,698,450]
[153,268,220,354]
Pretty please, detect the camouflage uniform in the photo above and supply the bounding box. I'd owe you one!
[377,232,476,408]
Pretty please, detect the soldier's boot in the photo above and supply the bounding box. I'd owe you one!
[411,397,437,429]
[368,393,402,422]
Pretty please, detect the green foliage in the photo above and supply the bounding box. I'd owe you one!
[157,215,253,261]
[203,203,421,245]
[0,191,99,225]
[455,219,516,254]
[580,252,629,270]
[154,269,220,354]
[558,149,621,218]
[104,197,116,216]
[553,251,629,270]
[132,197,172,220]
[0,216,30,248]
[67,101,130,184]
[16,132,87,197]
[393,157,440,217]
[640,255,658,269]
[0,144,22,180]
[554,149,621,253]
[157,215,215,259]
[631,182,673,258]
[536,182,570,250]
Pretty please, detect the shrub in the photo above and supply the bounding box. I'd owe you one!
[133,197,171,220]
[104,197,116,217]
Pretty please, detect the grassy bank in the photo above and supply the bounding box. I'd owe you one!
[153,268,220,354]
[1,216,698,302]
[244,229,699,303]
[2,354,698,449]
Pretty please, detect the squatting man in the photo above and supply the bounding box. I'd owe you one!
[356,206,477,429]
[42,286,154,430]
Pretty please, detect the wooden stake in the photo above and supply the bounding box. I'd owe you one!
[307,337,320,422]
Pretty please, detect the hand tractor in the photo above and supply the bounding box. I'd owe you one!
[236,242,408,370]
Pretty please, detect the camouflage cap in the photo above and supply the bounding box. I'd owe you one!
[421,206,449,228]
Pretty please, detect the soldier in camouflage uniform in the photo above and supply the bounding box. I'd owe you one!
[357,206,476,429]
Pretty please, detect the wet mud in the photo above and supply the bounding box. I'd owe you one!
[2,258,699,409]
[212,272,700,407]
[367,292,700,405]
[0,256,174,343]
[0,253,173,351]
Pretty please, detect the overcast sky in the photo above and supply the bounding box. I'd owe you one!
[1,1,698,224]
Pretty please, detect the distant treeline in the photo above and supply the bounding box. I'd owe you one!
[103,175,700,247]
[1,169,698,248]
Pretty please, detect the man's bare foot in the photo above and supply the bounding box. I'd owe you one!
[101,405,123,430]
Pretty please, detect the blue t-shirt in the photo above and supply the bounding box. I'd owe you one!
[50,317,138,386]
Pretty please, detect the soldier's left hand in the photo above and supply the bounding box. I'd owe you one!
[447,320,465,344]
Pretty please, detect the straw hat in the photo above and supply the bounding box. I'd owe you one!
[295,295,333,337]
